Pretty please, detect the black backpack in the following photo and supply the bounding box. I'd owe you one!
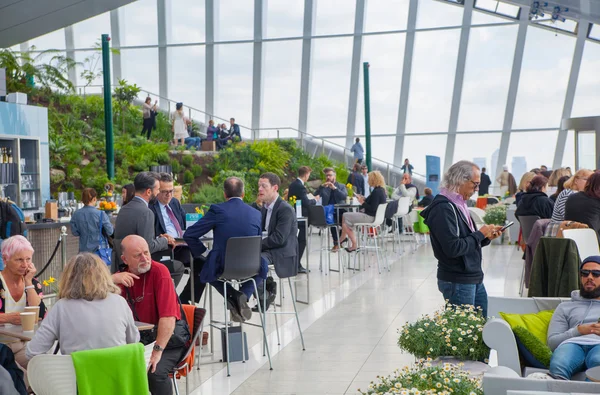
[0,201,27,239]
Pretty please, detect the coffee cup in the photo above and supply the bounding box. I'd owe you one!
[24,306,40,323]
[20,312,36,331]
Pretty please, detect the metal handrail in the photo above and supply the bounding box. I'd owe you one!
[74,84,426,182]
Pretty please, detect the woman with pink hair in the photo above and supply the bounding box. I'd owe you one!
[0,235,45,369]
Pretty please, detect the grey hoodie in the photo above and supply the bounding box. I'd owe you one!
[547,290,600,351]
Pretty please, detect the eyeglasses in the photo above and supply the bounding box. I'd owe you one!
[160,189,174,195]
[580,269,600,278]
[469,180,480,188]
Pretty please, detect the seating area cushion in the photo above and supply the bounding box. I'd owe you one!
[499,310,555,369]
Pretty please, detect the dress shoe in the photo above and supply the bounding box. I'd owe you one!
[298,266,309,274]
[227,290,252,322]
[331,245,340,253]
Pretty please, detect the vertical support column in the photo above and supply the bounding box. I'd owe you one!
[64,26,77,87]
[110,10,122,85]
[251,0,266,140]
[393,0,418,166]
[495,7,529,183]
[363,62,372,171]
[101,34,114,180]
[443,0,473,172]
[205,0,217,124]
[298,0,316,137]
[157,0,169,109]
[553,20,589,169]
[344,0,367,149]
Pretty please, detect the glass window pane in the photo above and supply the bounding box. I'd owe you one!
[119,0,158,46]
[562,130,575,170]
[167,0,206,44]
[406,29,460,133]
[262,40,302,135]
[355,33,406,136]
[506,130,558,182]
[307,37,353,137]
[120,48,159,98]
[457,25,518,131]
[571,41,600,118]
[74,50,105,91]
[73,13,111,49]
[591,24,600,41]
[214,43,253,136]
[471,10,511,25]
[265,0,304,39]
[364,0,409,33]
[315,0,356,36]
[28,29,66,51]
[475,0,519,18]
[167,46,205,113]
[535,19,578,34]
[577,132,596,171]
[417,0,463,29]
[216,0,253,42]
[403,135,448,176]
[512,26,575,129]
[453,133,502,179]
[371,136,396,165]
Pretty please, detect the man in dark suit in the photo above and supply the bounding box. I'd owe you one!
[479,167,492,196]
[258,172,299,281]
[183,177,265,322]
[315,167,348,252]
[228,117,241,141]
[113,172,184,285]
[287,166,318,273]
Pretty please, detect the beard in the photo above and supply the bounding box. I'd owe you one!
[580,283,600,299]
[137,262,151,274]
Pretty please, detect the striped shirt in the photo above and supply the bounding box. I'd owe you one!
[551,189,575,222]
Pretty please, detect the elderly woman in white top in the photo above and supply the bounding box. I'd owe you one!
[551,169,593,222]
[26,253,139,358]
[0,236,45,369]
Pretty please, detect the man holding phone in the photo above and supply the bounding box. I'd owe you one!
[546,256,600,380]
[421,161,504,317]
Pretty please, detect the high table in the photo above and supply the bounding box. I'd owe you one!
[0,321,154,342]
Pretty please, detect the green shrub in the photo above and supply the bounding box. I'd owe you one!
[190,184,226,205]
[133,161,149,172]
[171,160,181,174]
[156,152,170,165]
[183,170,194,184]
[191,165,203,177]
[181,155,193,168]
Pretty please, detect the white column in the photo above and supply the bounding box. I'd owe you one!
[110,10,122,85]
[553,20,589,169]
[495,6,529,182]
[157,0,169,109]
[344,0,367,149]
[393,0,418,166]
[64,26,77,87]
[251,0,266,139]
[443,0,473,172]
[205,0,217,124]
[298,0,316,136]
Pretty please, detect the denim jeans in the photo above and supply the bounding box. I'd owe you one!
[437,280,488,318]
[550,343,600,380]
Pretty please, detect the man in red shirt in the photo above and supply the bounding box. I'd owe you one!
[113,235,185,395]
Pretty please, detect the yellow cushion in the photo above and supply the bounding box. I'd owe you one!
[499,310,555,344]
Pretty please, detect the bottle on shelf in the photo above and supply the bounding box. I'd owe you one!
[7,149,13,164]
[0,148,5,164]
[2,148,7,164]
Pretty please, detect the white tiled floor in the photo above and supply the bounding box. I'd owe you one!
[178,235,523,395]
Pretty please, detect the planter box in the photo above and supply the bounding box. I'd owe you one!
[201,141,216,151]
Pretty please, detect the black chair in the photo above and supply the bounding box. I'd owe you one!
[216,236,272,376]
[171,306,206,395]
[518,215,540,296]
[307,205,341,274]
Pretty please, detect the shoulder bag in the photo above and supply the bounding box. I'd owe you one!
[95,212,112,266]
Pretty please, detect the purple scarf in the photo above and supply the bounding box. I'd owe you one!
[439,188,475,232]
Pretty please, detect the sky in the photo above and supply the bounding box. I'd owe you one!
[14,0,600,178]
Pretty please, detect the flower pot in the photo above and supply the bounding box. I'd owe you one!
[346,197,351,204]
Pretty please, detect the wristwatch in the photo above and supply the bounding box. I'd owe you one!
[153,344,164,352]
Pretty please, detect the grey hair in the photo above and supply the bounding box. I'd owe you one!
[442,160,480,193]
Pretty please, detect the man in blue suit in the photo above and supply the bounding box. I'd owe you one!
[183,177,265,322]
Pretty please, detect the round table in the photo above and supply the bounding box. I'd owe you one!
[586,366,600,382]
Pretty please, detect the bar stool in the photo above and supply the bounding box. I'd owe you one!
[352,203,389,274]
[307,205,342,274]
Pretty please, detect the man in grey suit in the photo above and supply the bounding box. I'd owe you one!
[113,172,184,284]
[258,172,299,279]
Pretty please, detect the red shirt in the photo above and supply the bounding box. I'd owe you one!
[119,261,181,325]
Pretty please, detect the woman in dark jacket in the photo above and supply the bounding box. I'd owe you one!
[515,175,554,219]
[564,171,600,240]
[338,170,387,252]
[549,176,569,203]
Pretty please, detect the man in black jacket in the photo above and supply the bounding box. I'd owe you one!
[421,160,504,317]
[288,166,318,273]
[315,168,348,252]
[479,167,492,196]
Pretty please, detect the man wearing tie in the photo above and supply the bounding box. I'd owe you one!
[287,166,317,273]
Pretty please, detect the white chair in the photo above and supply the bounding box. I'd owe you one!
[468,207,487,230]
[28,354,77,395]
[392,197,411,254]
[562,228,600,261]
[353,203,389,274]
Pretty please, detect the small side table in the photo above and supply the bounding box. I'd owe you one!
[586,366,600,382]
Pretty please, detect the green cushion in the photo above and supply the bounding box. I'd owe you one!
[499,309,555,344]
[512,326,553,368]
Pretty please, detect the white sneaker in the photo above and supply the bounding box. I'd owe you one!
[527,372,554,380]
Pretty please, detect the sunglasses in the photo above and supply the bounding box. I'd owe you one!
[580,269,600,278]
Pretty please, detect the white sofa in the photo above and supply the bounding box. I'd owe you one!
[482,297,600,394]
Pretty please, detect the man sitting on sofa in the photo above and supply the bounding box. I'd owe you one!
[547,255,600,380]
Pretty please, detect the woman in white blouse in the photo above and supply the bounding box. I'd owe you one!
[26,253,139,359]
